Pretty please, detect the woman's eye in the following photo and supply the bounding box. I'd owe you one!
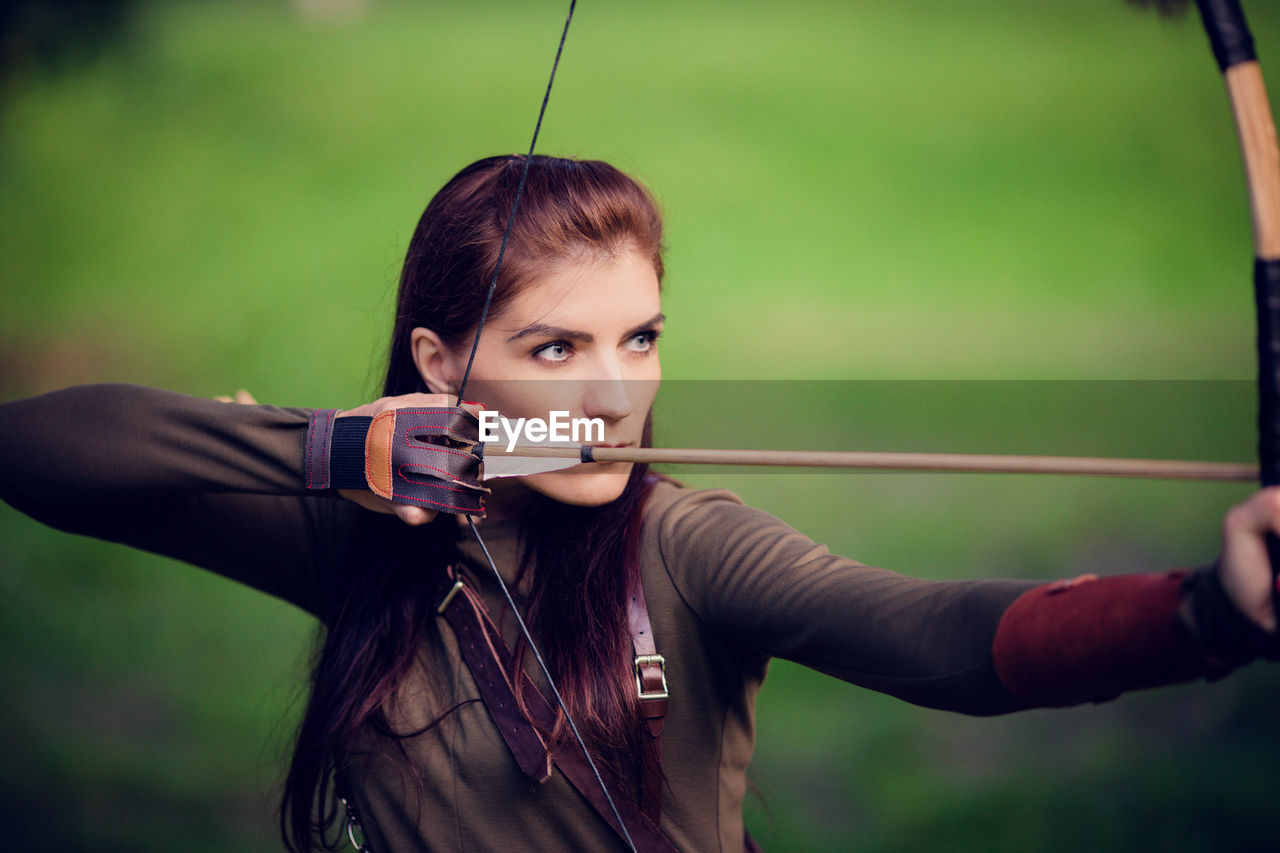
[626,331,659,353]
[533,342,571,363]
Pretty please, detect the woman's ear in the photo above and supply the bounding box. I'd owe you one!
[410,327,458,396]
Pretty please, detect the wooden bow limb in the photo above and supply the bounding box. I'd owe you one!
[1192,0,1280,603]
[485,444,1257,481]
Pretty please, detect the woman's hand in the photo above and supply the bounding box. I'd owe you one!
[1218,488,1280,632]
[336,393,479,527]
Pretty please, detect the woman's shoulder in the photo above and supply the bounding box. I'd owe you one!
[640,477,828,565]
[636,477,852,651]
[643,477,745,515]
[641,477,755,539]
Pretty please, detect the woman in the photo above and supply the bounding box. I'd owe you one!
[0,154,1277,852]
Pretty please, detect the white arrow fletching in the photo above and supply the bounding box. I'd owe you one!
[479,417,583,480]
[482,453,582,480]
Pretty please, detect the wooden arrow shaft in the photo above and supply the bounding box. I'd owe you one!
[489,444,1257,481]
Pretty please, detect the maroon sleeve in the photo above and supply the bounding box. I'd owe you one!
[991,568,1277,707]
[992,572,1202,705]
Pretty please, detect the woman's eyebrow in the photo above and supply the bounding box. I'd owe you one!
[621,312,665,339]
[505,313,664,344]
[506,323,592,344]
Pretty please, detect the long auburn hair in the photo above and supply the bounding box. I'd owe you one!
[281,155,666,851]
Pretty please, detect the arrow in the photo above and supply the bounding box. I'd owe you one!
[478,443,1256,481]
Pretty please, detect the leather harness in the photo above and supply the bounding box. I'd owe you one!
[434,563,678,853]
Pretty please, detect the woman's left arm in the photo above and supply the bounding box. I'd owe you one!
[651,486,1277,717]
[948,490,1280,711]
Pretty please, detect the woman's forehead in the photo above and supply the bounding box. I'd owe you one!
[493,251,662,333]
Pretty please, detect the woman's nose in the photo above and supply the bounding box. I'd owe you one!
[580,355,634,421]
[581,375,632,422]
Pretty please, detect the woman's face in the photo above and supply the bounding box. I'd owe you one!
[412,248,663,513]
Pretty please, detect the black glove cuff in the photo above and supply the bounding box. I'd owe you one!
[303,410,372,491]
[330,416,372,490]
[1180,563,1279,675]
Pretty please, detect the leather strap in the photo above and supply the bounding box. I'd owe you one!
[304,408,340,490]
[628,576,666,823]
[436,566,677,853]
[436,568,554,782]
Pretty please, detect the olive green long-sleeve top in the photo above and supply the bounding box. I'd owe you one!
[0,384,1082,851]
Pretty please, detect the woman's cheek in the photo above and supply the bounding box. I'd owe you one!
[469,379,584,426]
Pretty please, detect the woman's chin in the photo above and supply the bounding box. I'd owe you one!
[524,463,635,507]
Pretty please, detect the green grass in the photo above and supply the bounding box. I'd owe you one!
[2,0,1279,850]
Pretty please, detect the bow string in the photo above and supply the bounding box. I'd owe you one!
[448,3,643,851]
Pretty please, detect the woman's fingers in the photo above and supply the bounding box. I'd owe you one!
[334,393,479,526]
[1218,488,1280,631]
[340,392,463,420]
[393,504,437,526]
[338,488,437,527]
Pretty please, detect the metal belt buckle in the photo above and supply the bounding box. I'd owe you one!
[633,653,668,700]
[437,579,465,614]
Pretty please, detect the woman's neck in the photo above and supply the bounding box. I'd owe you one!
[476,478,539,524]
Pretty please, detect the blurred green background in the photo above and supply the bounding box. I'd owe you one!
[2,0,1279,850]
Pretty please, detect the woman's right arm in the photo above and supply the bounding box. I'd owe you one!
[0,383,352,615]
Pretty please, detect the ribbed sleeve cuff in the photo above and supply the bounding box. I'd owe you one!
[330,416,371,490]
[1179,563,1280,674]
[303,409,370,491]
